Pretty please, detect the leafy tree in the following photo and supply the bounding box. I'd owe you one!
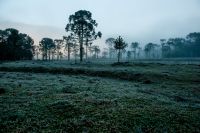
[131,42,139,59]
[39,38,55,61]
[105,38,115,59]
[66,10,101,62]
[186,32,200,57]
[144,43,158,58]
[167,38,186,57]
[0,28,34,60]
[17,33,34,60]
[114,36,127,63]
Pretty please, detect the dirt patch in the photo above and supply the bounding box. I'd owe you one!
[143,80,153,84]
[62,85,76,94]
[0,87,5,94]
[173,96,187,102]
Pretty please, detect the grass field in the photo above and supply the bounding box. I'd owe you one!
[0,61,200,132]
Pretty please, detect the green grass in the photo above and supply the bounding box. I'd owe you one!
[0,61,200,132]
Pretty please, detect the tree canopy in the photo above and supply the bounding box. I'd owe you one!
[66,10,102,62]
[0,28,34,60]
[114,36,127,63]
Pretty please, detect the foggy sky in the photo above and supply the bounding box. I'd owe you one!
[0,0,200,47]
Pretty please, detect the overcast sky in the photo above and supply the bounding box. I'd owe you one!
[0,0,200,47]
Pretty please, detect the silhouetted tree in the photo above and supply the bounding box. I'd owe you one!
[186,32,200,57]
[167,38,186,57]
[114,36,127,63]
[0,28,34,60]
[39,38,55,61]
[66,10,101,62]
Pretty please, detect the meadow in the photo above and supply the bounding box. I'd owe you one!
[0,60,200,132]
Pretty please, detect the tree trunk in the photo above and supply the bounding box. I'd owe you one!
[57,50,59,60]
[68,45,70,61]
[80,44,83,62]
[118,49,120,63]
[80,25,84,62]
[86,45,88,60]
[48,51,50,61]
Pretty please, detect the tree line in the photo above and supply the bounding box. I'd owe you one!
[104,32,200,62]
[0,10,200,62]
[0,28,34,60]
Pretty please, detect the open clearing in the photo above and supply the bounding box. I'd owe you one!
[0,61,200,132]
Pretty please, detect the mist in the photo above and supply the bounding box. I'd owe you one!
[0,0,200,45]
[1,1,200,132]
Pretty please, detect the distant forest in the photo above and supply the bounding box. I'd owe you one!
[0,10,200,62]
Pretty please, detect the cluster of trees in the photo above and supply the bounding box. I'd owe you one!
[143,33,200,59]
[105,37,141,62]
[0,10,102,62]
[37,10,102,62]
[1,10,200,62]
[0,28,34,60]
[160,33,200,58]
[37,36,101,62]
[103,32,200,62]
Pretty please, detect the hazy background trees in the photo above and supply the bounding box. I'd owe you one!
[105,38,116,59]
[0,9,200,62]
[131,42,139,59]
